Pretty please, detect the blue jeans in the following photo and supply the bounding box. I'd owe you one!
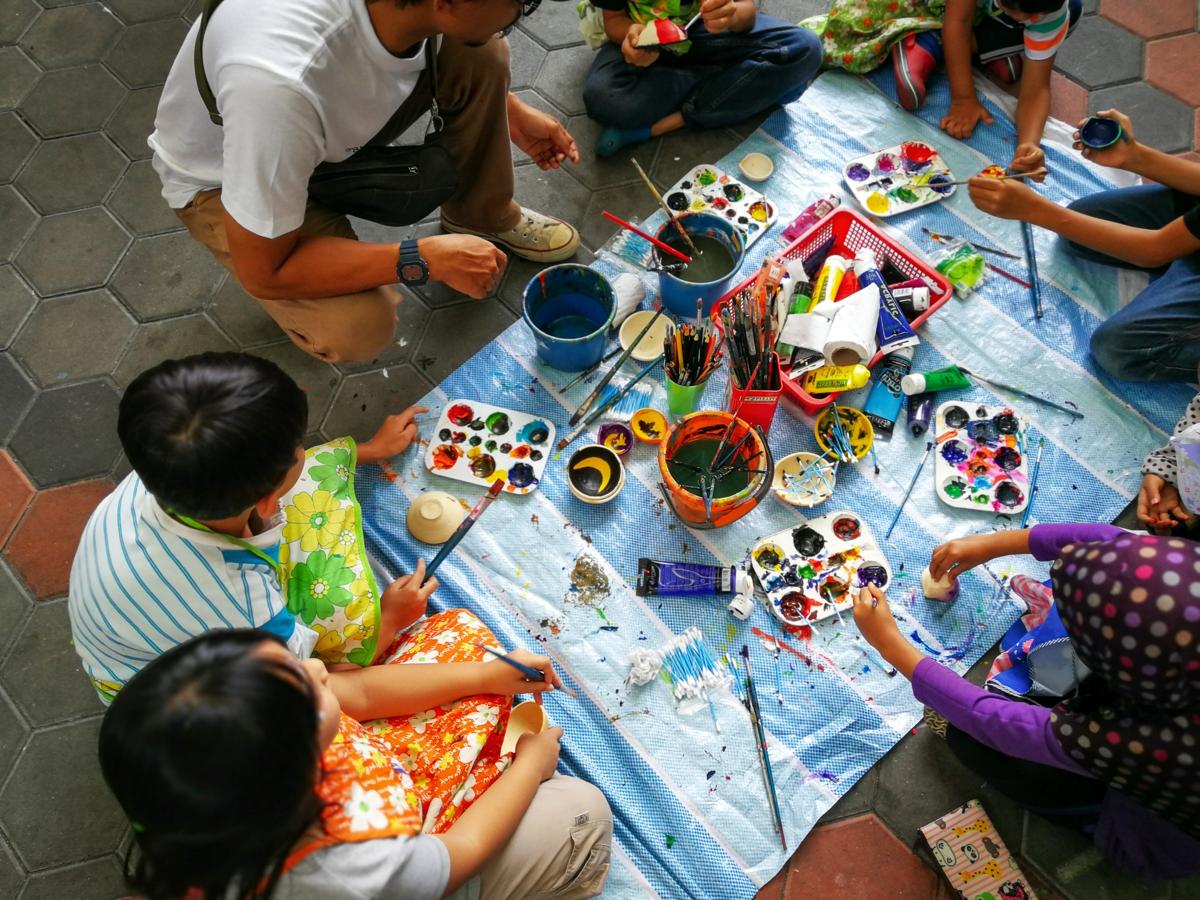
[582,15,822,130]
[1066,185,1200,384]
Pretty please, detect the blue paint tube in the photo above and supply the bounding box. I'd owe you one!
[636,558,751,597]
[853,248,919,353]
[907,392,934,436]
[862,346,914,436]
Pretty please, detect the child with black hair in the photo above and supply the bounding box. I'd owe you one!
[100,630,612,899]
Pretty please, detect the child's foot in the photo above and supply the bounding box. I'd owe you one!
[986,55,1023,85]
[892,32,941,112]
[595,125,651,158]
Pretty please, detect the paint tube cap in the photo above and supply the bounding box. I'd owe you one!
[852,247,879,275]
[901,372,927,395]
[727,592,754,620]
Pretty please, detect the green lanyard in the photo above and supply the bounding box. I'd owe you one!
[173,512,284,583]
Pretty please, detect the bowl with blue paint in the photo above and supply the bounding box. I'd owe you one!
[523,264,616,372]
[1079,116,1123,150]
[654,212,745,318]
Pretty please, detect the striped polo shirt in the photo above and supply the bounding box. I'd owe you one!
[983,0,1072,60]
[68,472,317,700]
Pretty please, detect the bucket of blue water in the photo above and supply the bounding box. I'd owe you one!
[654,212,745,318]
[523,264,616,372]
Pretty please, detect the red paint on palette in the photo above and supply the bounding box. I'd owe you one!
[432,444,460,470]
[900,141,936,164]
[447,403,474,426]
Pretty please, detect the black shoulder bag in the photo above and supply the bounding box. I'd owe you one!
[194,0,458,226]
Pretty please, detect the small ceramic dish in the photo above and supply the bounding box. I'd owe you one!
[500,700,548,756]
[619,309,669,363]
[738,152,774,182]
[1079,115,1123,150]
[630,408,668,443]
[597,422,634,458]
[772,451,836,507]
[567,444,625,504]
[406,491,466,544]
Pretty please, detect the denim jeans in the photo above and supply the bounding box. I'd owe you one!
[582,15,823,130]
[1066,184,1200,384]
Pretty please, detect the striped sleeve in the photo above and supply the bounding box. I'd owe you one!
[1023,2,1070,60]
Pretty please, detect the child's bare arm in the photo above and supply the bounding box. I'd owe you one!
[928,530,1032,582]
[1011,55,1054,172]
[940,0,992,139]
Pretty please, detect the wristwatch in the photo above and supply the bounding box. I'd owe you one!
[396,239,429,287]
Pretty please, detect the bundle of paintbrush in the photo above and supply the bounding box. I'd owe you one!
[719,292,780,391]
[663,318,722,387]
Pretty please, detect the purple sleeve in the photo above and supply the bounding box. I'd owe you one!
[1027,523,1125,562]
[911,658,1093,776]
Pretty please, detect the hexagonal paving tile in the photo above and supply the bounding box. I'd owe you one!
[0,599,104,726]
[12,289,136,386]
[1052,16,1143,90]
[0,558,33,661]
[508,26,547,92]
[0,112,36,183]
[579,181,658,253]
[113,314,235,387]
[107,0,189,24]
[251,342,343,433]
[104,84,161,159]
[415,297,516,384]
[14,207,129,295]
[110,231,225,320]
[18,63,125,138]
[107,158,183,235]
[0,353,34,444]
[0,719,127,870]
[650,126,744,190]
[0,0,38,45]
[518,5,586,50]
[322,363,433,441]
[1088,82,1194,154]
[0,691,29,805]
[17,3,121,69]
[0,184,35,263]
[1145,32,1200,107]
[20,857,128,900]
[205,273,282,348]
[0,47,40,109]
[1022,813,1172,899]
[0,833,23,900]
[14,132,127,214]
[0,452,34,549]
[1099,0,1196,39]
[533,43,595,117]
[104,17,188,88]
[8,380,122,485]
[563,112,654,190]
[0,265,37,350]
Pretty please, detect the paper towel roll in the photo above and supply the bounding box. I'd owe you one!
[779,313,831,355]
[824,284,880,366]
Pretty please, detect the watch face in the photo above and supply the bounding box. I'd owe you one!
[401,263,425,283]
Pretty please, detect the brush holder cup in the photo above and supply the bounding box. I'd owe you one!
[654,212,745,319]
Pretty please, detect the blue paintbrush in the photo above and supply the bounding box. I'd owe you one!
[1020,437,1045,528]
[1021,221,1043,319]
[885,441,933,540]
[424,478,504,583]
[740,645,787,850]
[476,644,577,698]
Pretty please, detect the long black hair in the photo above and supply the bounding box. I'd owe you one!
[118,352,308,520]
[99,631,323,899]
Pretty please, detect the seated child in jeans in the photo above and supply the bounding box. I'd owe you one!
[581,0,822,157]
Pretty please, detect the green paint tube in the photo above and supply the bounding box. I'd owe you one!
[900,364,971,396]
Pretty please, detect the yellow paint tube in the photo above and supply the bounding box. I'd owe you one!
[801,363,871,395]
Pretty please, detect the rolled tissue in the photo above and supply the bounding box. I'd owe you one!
[612,272,646,327]
[921,567,959,602]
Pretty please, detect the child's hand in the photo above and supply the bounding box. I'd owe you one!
[1073,109,1136,170]
[358,406,429,464]
[968,176,1042,221]
[380,560,437,636]
[940,97,993,140]
[621,25,660,67]
[700,0,737,33]
[514,726,564,782]
[483,648,562,697]
[1008,143,1046,179]
[1138,474,1191,531]
[851,586,902,652]
[929,534,1003,582]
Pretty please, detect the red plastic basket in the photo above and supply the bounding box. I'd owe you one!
[712,208,954,415]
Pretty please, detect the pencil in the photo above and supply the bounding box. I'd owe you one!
[476,644,577,698]
[740,646,787,850]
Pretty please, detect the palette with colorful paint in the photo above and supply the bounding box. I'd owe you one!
[842,141,956,218]
[933,401,1030,515]
[749,509,891,627]
[661,164,777,247]
[424,400,555,495]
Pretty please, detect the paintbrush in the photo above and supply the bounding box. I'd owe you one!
[958,367,1083,419]
[476,644,578,698]
[932,168,1048,188]
[569,307,665,426]
[601,211,691,264]
[1019,436,1045,528]
[630,157,700,256]
[556,358,660,451]
[740,645,787,850]
[921,227,1019,260]
[1021,221,1043,319]
[885,440,933,540]
[556,346,621,393]
[424,478,505,583]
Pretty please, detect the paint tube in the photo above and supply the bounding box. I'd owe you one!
[801,363,871,395]
[810,254,847,307]
[636,558,752,597]
[781,194,840,243]
[907,393,934,436]
[862,346,914,435]
[901,365,972,396]
[891,286,930,321]
[775,259,813,358]
[852,248,919,353]
[833,268,860,301]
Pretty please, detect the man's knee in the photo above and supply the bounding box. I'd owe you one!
[547,779,612,900]
[438,36,511,110]
[300,289,399,364]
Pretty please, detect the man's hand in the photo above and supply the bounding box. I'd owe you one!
[358,405,428,464]
[508,98,579,171]
[418,234,506,299]
[1074,109,1137,170]
[940,97,994,140]
[1137,473,1191,532]
[1009,143,1046,180]
[968,176,1043,221]
[621,24,660,67]
[700,0,737,33]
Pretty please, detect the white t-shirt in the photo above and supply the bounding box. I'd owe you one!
[148,0,428,238]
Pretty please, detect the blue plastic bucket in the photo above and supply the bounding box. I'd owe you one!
[523,264,616,372]
[655,212,745,318]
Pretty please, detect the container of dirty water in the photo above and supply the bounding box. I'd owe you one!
[523,264,616,371]
[654,212,745,319]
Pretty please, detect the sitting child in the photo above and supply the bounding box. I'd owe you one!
[969,109,1200,383]
[1141,392,1200,531]
[862,525,1200,878]
[581,0,822,157]
[100,628,612,899]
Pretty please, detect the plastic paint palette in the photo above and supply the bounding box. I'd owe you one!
[662,164,777,248]
[842,141,956,218]
[933,401,1030,515]
[424,399,554,495]
[749,509,892,627]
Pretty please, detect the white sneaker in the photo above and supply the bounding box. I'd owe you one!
[442,207,581,263]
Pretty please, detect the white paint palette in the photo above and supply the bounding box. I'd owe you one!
[424,399,555,495]
[933,401,1030,515]
[749,509,891,627]
[842,141,956,218]
[663,164,777,247]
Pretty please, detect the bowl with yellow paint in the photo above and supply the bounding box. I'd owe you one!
[567,444,625,504]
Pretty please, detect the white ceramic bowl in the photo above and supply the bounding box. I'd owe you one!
[772,451,835,507]
[618,309,668,363]
[738,152,774,183]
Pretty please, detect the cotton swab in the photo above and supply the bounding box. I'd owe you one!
[885,441,933,540]
[601,211,691,264]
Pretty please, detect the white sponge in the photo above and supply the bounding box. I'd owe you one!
[921,567,959,603]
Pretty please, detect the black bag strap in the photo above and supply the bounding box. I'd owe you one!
[194,0,441,141]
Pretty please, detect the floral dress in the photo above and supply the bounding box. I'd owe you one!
[801,0,947,73]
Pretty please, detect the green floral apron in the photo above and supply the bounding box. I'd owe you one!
[801,0,947,73]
